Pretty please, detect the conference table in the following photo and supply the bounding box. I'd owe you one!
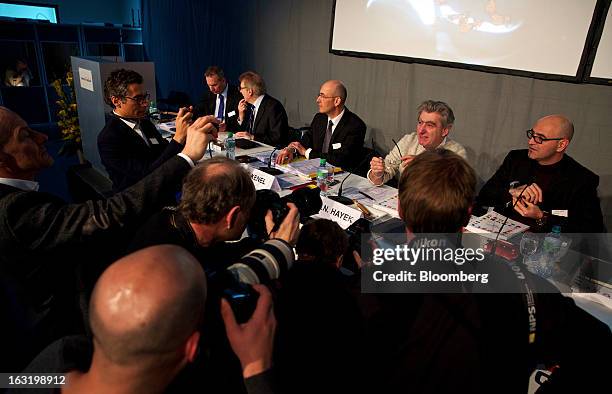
[160,126,612,329]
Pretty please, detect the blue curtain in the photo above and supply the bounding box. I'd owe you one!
[142,0,254,104]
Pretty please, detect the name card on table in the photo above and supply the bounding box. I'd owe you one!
[249,168,281,192]
[318,196,362,229]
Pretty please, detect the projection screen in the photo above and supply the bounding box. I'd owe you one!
[331,0,599,78]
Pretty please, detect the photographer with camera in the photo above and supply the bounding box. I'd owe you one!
[128,157,299,393]
[275,219,366,394]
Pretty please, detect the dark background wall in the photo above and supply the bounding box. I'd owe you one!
[25,0,141,26]
[141,0,612,228]
[142,0,254,105]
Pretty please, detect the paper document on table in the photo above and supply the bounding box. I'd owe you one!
[372,195,399,218]
[287,159,338,178]
[465,211,529,240]
[276,172,314,189]
[250,150,275,163]
[158,121,176,133]
[357,186,397,203]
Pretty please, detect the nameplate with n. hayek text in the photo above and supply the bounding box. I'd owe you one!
[318,196,362,229]
[249,168,281,192]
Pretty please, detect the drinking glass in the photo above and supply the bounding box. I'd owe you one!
[520,233,539,264]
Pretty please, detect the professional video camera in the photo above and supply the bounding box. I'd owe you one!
[248,187,323,242]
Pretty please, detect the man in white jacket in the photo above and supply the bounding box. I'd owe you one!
[368,100,467,186]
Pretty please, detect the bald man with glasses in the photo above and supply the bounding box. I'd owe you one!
[276,80,366,170]
[475,114,604,233]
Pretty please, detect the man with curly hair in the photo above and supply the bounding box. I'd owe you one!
[98,68,193,192]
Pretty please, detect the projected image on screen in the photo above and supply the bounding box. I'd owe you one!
[332,0,597,77]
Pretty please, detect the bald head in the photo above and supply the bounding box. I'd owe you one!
[535,114,574,141]
[322,80,347,102]
[89,245,206,365]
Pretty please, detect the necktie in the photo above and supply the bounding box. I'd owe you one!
[247,104,255,134]
[135,120,151,147]
[217,94,225,120]
[322,120,333,154]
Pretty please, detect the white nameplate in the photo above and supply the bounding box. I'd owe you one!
[318,196,362,229]
[250,168,281,191]
[552,209,568,217]
[78,67,94,92]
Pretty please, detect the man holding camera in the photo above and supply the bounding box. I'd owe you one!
[129,157,300,264]
[128,157,299,392]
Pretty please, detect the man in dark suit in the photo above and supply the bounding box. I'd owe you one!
[235,71,289,147]
[0,106,215,372]
[193,66,242,132]
[98,69,192,192]
[276,80,366,170]
[476,114,604,233]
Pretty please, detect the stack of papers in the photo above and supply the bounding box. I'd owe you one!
[287,159,339,178]
[465,211,529,240]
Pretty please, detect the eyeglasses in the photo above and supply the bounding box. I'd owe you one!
[124,93,150,105]
[317,93,338,100]
[526,129,564,144]
[239,86,249,91]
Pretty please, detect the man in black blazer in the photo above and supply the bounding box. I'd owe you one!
[193,66,242,132]
[476,114,604,233]
[0,106,215,372]
[277,80,366,170]
[98,69,191,192]
[235,71,289,147]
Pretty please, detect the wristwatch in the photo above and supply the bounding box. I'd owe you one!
[535,211,549,227]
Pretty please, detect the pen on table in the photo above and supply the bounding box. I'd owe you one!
[358,191,375,200]
[353,199,372,217]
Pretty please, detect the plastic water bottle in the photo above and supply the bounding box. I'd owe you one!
[148,100,159,124]
[543,226,562,258]
[225,132,236,160]
[317,158,329,197]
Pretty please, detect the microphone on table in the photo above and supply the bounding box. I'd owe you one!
[258,146,284,175]
[328,152,378,205]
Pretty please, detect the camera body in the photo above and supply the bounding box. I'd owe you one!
[217,239,295,323]
[248,188,323,242]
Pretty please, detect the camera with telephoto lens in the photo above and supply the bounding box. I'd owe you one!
[247,187,323,242]
[215,239,294,323]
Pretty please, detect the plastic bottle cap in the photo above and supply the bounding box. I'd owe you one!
[228,132,234,138]
[319,158,326,166]
[551,225,561,233]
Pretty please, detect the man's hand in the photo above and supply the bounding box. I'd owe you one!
[173,106,193,144]
[220,284,276,379]
[235,131,254,140]
[509,183,543,204]
[368,156,386,185]
[238,99,248,122]
[181,115,219,161]
[275,148,294,165]
[513,198,544,220]
[266,202,300,245]
[288,141,307,156]
[399,155,416,169]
